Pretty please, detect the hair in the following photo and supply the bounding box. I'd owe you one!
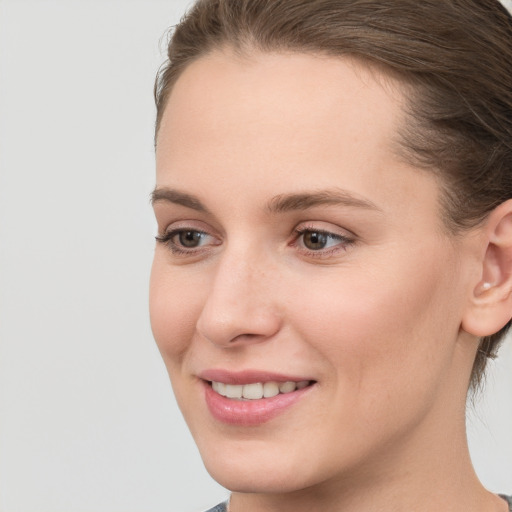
[154,0,512,390]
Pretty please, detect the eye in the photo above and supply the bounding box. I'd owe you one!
[301,230,339,250]
[155,227,219,254]
[175,230,207,248]
[293,225,355,256]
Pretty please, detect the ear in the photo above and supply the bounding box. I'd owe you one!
[462,199,512,337]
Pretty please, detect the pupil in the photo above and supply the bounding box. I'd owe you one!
[304,231,327,250]
[179,231,202,247]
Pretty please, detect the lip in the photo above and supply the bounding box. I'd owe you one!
[199,369,313,385]
[199,369,316,426]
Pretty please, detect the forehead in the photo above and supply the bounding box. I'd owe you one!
[156,50,441,228]
[157,49,406,157]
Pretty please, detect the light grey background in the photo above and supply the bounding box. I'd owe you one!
[0,1,510,511]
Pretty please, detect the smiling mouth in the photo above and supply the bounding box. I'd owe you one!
[209,380,314,400]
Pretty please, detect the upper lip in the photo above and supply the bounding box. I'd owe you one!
[199,369,315,385]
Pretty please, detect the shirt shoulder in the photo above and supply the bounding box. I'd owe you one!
[500,495,512,511]
[202,496,512,511]
[203,502,228,512]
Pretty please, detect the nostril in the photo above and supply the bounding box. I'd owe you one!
[230,333,263,343]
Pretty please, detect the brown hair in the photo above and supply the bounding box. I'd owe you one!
[154,0,512,389]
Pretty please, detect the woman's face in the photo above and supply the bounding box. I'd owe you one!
[150,51,478,493]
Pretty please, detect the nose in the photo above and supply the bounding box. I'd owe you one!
[196,247,282,348]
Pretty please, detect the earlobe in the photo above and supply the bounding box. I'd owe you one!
[462,200,512,337]
[474,281,493,295]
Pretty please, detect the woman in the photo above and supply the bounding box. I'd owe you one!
[149,1,512,511]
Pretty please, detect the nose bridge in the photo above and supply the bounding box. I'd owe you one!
[196,241,281,347]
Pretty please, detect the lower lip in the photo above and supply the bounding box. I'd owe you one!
[203,381,313,426]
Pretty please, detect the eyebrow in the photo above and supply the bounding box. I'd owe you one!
[266,189,381,213]
[151,187,210,213]
[151,187,381,214]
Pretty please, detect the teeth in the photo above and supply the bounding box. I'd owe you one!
[242,382,263,399]
[212,381,226,395]
[279,381,296,393]
[211,380,311,400]
[263,381,279,398]
[225,384,243,399]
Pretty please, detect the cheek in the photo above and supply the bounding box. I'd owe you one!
[291,247,462,403]
[149,256,204,368]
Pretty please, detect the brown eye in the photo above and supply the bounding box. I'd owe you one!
[176,230,204,248]
[302,231,329,250]
[295,228,353,255]
[155,227,219,255]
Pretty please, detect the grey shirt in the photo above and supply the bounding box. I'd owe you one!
[204,503,228,512]
[205,495,512,512]
[501,495,512,511]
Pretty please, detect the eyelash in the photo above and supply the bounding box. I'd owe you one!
[155,229,215,256]
[155,226,355,258]
[291,226,355,258]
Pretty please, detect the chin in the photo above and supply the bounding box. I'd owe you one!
[196,433,335,494]
[203,456,317,494]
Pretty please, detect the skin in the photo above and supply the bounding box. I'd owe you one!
[150,50,510,512]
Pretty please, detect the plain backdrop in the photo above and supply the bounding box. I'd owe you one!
[0,1,511,511]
